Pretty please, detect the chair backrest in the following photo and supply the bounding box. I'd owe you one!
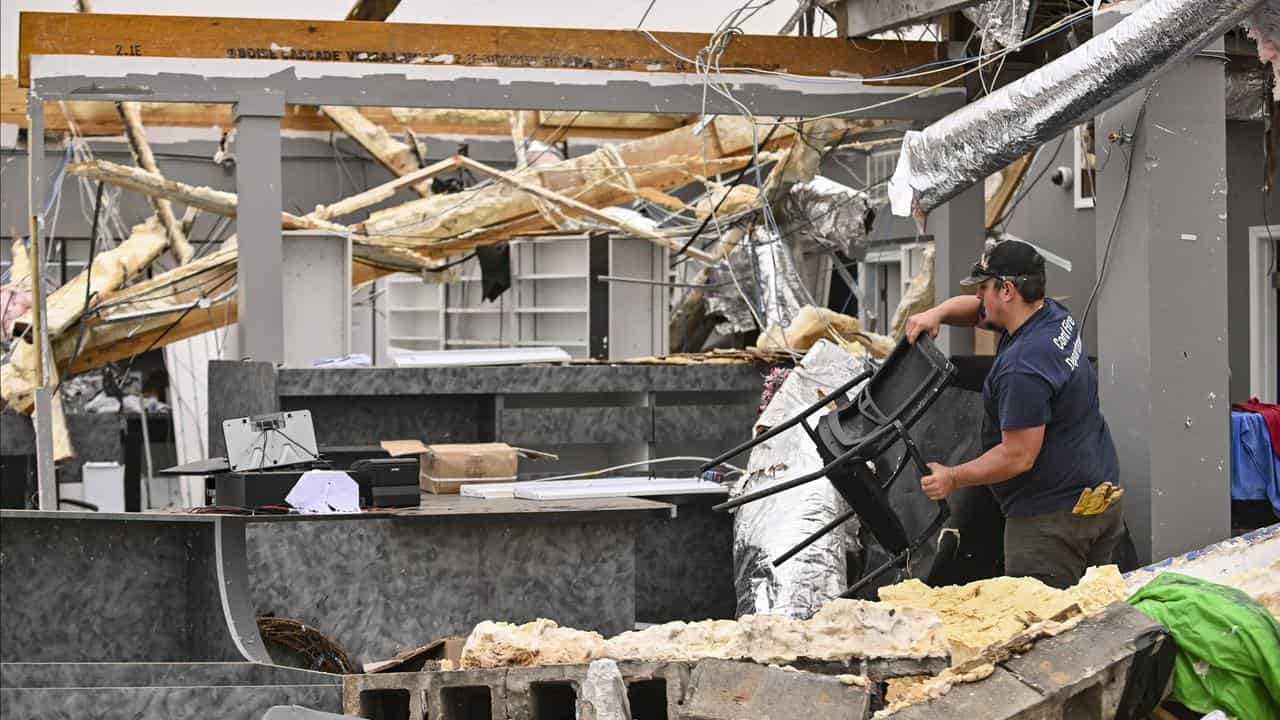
[819,335,956,460]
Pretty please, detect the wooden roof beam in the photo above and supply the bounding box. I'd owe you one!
[17,11,954,87]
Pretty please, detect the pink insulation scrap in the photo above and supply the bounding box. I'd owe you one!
[758,367,792,413]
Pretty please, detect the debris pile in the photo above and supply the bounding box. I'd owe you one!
[874,565,1129,717]
[459,599,948,670]
[879,565,1128,665]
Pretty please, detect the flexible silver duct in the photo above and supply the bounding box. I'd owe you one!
[1226,66,1270,121]
[889,0,1269,221]
[703,177,870,335]
[775,176,873,260]
[705,226,809,335]
[732,339,866,618]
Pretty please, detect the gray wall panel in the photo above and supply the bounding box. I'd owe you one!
[245,517,638,665]
[0,517,239,663]
[0,684,341,720]
[1225,120,1280,403]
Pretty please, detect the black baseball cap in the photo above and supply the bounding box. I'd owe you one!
[960,239,1046,287]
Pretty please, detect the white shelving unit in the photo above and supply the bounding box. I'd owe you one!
[384,274,444,354]
[379,233,667,363]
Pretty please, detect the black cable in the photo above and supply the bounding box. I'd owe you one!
[521,111,582,169]
[424,251,477,272]
[109,271,236,392]
[636,0,658,28]
[1080,85,1156,340]
[1264,189,1276,275]
[84,261,235,313]
[993,132,1069,229]
[52,182,106,396]
[270,427,320,460]
[671,124,781,259]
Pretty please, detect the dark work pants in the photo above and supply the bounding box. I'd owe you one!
[1003,498,1125,589]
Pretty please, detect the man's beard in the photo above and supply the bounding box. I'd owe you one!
[978,298,1004,332]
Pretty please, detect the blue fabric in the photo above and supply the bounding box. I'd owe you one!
[1230,410,1280,515]
[980,299,1120,517]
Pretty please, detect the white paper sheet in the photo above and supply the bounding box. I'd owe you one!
[285,470,361,514]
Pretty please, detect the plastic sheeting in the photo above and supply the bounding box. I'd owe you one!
[731,339,869,618]
[962,0,1033,50]
[890,0,1270,220]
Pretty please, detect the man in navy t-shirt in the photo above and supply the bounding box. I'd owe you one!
[905,239,1123,589]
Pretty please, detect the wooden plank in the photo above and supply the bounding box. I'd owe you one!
[844,0,986,37]
[456,155,718,264]
[10,216,169,341]
[1,77,691,138]
[116,101,194,263]
[322,105,434,196]
[360,115,793,248]
[984,153,1033,230]
[311,156,460,221]
[66,159,350,233]
[18,11,951,87]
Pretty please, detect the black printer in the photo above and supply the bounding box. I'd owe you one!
[349,458,420,508]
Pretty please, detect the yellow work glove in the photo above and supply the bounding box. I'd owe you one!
[1071,482,1124,516]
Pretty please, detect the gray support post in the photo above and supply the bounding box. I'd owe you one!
[1091,11,1230,563]
[233,91,287,363]
[929,183,985,355]
[27,93,57,510]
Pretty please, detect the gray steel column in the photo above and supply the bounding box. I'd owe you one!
[27,92,56,509]
[929,183,985,355]
[232,91,286,363]
[1092,11,1230,563]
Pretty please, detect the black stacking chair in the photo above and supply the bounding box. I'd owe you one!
[701,335,957,597]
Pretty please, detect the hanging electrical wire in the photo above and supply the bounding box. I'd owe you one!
[1080,83,1158,340]
[649,2,1094,356]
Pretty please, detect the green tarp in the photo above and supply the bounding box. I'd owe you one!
[1128,572,1280,720]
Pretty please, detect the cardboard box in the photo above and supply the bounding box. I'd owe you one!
[381,440,555,494]
[975,327,998,356]
[364,637,466,673]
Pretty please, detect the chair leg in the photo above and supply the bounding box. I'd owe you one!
[712,434,879,512]
[697,369,872,474]
[770,508,859,567]
[839,500,951,598]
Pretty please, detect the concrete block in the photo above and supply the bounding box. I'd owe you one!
[891,603,1171,720]
[617,661,692,720]
[502,664,585,720]
[888,666,1051,720]
[342,671,428,718]
[1001,602,1169,718]
[680,659,870,720]
[794,655,950,683]
[428,668,510,720]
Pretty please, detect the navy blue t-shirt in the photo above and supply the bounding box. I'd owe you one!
[981,299,1119,517]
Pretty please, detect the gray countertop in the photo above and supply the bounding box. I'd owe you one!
[0,494,676,524]
[276,363,766,396]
